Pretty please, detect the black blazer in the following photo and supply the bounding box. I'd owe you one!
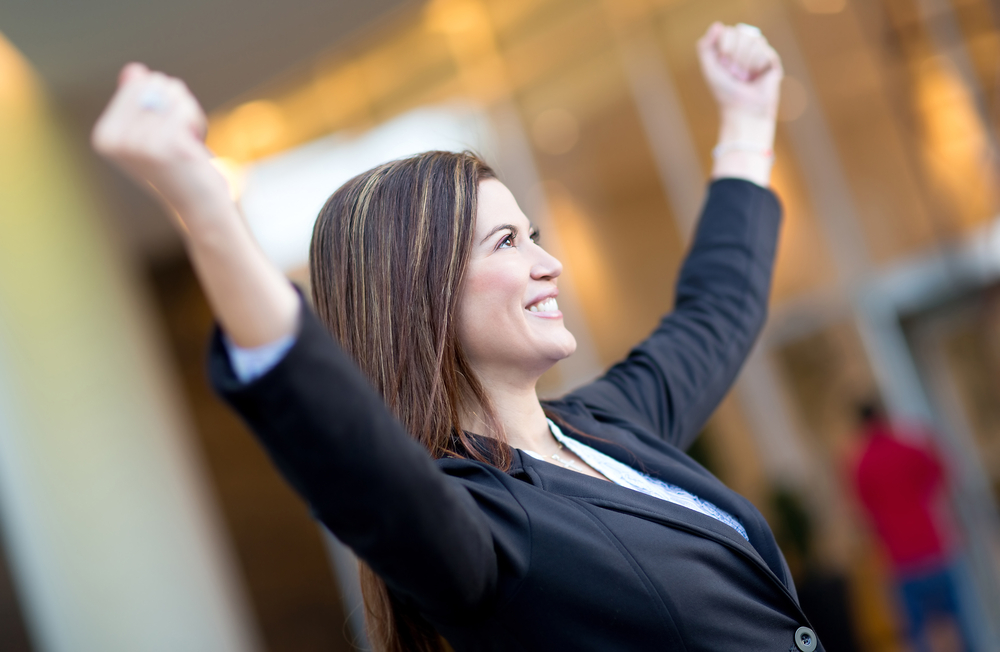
[210,179,823,652]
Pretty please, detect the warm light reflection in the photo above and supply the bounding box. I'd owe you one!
[424,0,489,35]
[312,64,368,126]
[207,100,287,161]
[205,0,508,165]
[210,157,246,201]
[424,0,510,103]
[916,55,997,229]
[0,32,40,111]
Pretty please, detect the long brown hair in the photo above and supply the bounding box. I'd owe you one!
[309,151,507,651]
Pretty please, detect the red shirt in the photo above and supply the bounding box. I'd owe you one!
[852,423,951,569]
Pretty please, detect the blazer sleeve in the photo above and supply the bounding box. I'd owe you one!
[207,303,502,619]
[561,178,781,450]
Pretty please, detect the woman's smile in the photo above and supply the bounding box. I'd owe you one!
[525,293,561,317]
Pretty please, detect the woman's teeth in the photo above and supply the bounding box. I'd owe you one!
[528,297,559,313]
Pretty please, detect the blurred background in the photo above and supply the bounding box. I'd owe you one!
[2,0,1000,650]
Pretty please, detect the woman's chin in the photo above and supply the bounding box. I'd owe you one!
[547,331,578,362]
[522,334,578,375]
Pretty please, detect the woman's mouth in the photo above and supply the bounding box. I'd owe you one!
[526,297,559,314]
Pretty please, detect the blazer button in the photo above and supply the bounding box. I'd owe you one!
[794,626,818,652]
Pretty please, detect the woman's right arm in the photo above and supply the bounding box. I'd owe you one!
[92,63,298,348]
[93,65,514,618]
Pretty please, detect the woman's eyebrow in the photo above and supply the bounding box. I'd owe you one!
[479,223,518,244]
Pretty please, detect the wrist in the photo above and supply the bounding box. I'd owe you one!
[711,110,776,187]
[173,192,244,246]
[150,161,235,230]
[718,109,776,149]
[710,151,773,187]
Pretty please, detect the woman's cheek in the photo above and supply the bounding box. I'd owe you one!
[469,264,519,306]
[456,266,513,353]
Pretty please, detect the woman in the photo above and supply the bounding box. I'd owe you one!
[93,22,820,652]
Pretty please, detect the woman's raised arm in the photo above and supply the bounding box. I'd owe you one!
[557,24,783,449]
[92,63,299,347]
[94,67,510,618]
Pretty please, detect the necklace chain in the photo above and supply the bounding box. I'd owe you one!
[524,440,581,471]
[550,451,581,471]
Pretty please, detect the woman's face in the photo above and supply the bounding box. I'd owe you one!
[457,179,577,382]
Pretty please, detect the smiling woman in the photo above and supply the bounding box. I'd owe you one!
[91,21,820,652]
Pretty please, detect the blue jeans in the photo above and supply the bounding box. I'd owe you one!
[897,562,974,652]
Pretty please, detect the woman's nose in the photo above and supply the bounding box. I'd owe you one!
[531,245,563,280]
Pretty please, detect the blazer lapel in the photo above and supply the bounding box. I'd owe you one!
[515,448,806,619]
[517,450,767,561]
[591,434,790,584]
[534,409,794,591]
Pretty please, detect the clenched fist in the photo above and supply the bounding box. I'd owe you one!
[92,63,229,227]
[697,22,783,120]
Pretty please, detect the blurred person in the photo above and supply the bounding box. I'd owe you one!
[850,401,974,652]
[90,22,819,652]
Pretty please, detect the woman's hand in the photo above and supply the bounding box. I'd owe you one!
[92,64,299,348]
[696,23,784,186]
[697,22,783,120]
[92,63,231,229]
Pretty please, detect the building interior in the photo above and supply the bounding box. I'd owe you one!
[2,0,1000,650]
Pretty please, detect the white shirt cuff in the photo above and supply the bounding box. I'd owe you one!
[221,332,297,384]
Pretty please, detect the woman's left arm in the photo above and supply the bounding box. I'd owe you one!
[560,24,783,449]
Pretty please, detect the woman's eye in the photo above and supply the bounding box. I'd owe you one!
[498,234,515,249]
[530,229,540,243]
